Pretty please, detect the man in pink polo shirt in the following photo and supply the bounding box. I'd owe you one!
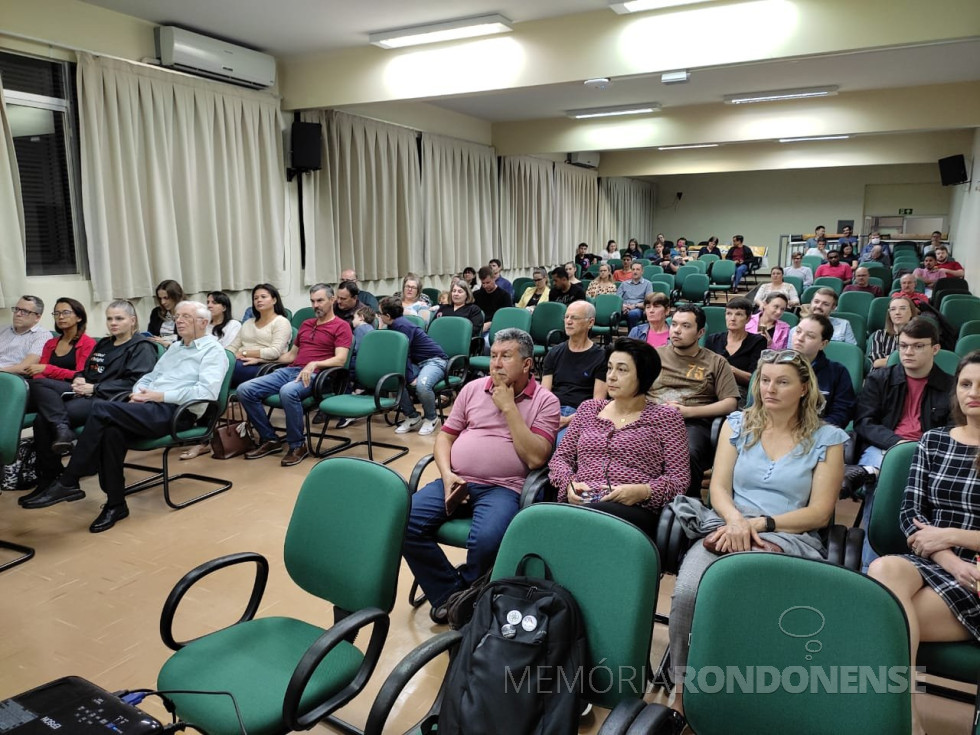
[403,328,560,624]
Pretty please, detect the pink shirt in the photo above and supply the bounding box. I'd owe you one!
[442,377,560,492]
[746,313,790,349]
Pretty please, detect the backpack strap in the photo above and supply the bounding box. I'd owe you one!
[515,553,553,580]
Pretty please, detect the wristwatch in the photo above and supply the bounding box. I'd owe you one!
[763,516,776,532]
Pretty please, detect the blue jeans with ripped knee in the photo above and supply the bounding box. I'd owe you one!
[399,357,448,421]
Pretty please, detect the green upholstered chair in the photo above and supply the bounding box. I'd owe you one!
[424,316,473,422]
[314,329,410,464]
[868,296,891,334]
[511,277,534,302]
[591,293,623,344]
[370,504,662,734]
[832,310,867,351]
[528,300,567,369]
[0,374,35,572]
[779,310,799,328]
[941,296,980,335]
[698,253,720,266]
[822,341,865,394]
[959,320,980,341]
[678,273,710,306]
[468,307,532,375]
[157,457,409,735]
[402,313,426,329]
[122,349,236,509]
[289,307,315,330]
[422,287,441,306]
[800,285,821,305]
[802,255,824,272]
[643,264,664,280]
[707,259,736,300]
[651,274,674,295]
[702,305,727,337]
[782,274,804,296]
[868,442,980,704]
[813,276,844,293]
[837,290,874,323]
[956,334,980,358]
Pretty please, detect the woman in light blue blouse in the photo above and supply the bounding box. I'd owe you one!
[666,348,847,719]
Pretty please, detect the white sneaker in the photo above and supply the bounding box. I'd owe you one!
[395,416,423,434]
[418,419,439,436]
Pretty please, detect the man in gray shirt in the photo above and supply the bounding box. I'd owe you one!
[616,262,653,329]
[0,295,48,374]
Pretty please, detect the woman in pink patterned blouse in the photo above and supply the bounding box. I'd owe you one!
[549,338,690,536]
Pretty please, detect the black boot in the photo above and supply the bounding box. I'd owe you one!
[51,425,76,456]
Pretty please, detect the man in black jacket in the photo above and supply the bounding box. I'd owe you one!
[846,317,952,566]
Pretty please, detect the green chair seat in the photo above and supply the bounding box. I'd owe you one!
[264,393,318,410]
[21,412,36,430]
[435,518,472,547]
[468,355,490,372]
[159,617,364,735]
[319,394,399,417]
[129,427,209,450]
[919,642,980,684]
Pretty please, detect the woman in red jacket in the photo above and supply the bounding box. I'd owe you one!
[24,298,95,381]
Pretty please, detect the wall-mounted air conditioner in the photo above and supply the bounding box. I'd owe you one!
[155,26,276,89]
[567,151,601,169]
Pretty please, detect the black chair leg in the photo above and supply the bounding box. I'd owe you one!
[0,539,35,572]
[124,447,232,509]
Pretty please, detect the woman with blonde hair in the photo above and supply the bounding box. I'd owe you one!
[399,272,431,323]
[586,263,618,299]
[516,268,552,310]
[433,278,484,337]
[867,296,919,370]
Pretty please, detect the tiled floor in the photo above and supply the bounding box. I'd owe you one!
[0,417,974,733]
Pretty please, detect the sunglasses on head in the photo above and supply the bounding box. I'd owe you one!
[760,349,804,364]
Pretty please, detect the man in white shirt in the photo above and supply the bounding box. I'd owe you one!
[784,252,814,288]
[0,296,48,374]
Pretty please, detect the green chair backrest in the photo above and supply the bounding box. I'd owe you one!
[285,457,409,613]
[867,442,918,556]
[422,287,442,306]
[633,258,650,266]
[941,297,980,333]
[592,294,623,329]
[837,291,874,322]
[426,316,472,358]
[813,276,843,293]
[687,259,707,273]
[290,307,315,330]
[893,242,918,255]
[512,277,534,301]
[886,348,959,375]
[643,265,664,280]
[890,278,925,294]
[802,255,823,272]
[699,253,720,265]
[606,258,623,271]
[686,553,911,735]
[782,275,804,295]
[779,310,799,328]
[529,301,566,345]
[703,306,727,336]
[959,320,980,341]
[800,285,822,305]
[682,274,710,302]
[488,307,532,344]
[674,265,698,289]
[708,259,736,286]
[868,297,891,333]
[956,334,980,358]
[492,504,660,711]
[651,274,674,291]
[832,311,867,351]
[352,329,409,391]
[823,341,864,393]
[403,314,427,329]
[868,276,885,292]
[0,373,28,463]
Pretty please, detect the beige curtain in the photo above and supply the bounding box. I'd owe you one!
[598,177,656,249]
[0,77,26,308]
[302,110,422,284]
[421,133,497,276]
[77,53,286,302]
[554,162,598,262]
[499,155,554,270]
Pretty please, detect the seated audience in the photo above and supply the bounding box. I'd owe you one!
[0,295,48,375]
[147,279,185,346]
[669,348,846,718]
[550,338,689,537]
[399,272,432,324]
[333,280,365,325]
[667,240,694,274]
[378,296,449,437]
[815,249,853,284]
[923,230,944,256]
[933,245,964,278]
[837,225,858,249]
[628,292,671,348]
[895,274,930,308]
[461,267,478,289]
[541,301,607,443]
[600,240,619,261]
[516,267,551,310]
[650,304,740,496]
[868,296,919,370]
[586,263,618,298]
[784,252,814,288]
[804,236,829,263]
[699,237,722,259]
[402,328,559,624]
[25,299,95,381]
[747,292,791,349]
[21,301,229,532]
[549,266,587,306]
[22,301,157,503]
[331,305,377,431]
[575,242,600,270]
[613,253,635,282]
[790,314,856,429]
[651,241,671,269]
[753,266,800,310]
[617,262,653,329]
[726,235,752,291]
[205,291,241,347]
[238,284,352,468]
[434,278,485,337]
[489,258,513,297]
[705,297,767,399]
[226,283,293,387]
[843,267,883,297]
[624,238,643,259]
[862,242,892,269]
[473,266,514,335]
[839,242,859,269]
[912,254,947,297]
[804,225,826,250]
[564,262,582,286]
[868,351,980,735]
[788,288,857,345]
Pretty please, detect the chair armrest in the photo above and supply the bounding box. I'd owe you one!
[256,361,290,377]
[843,526,865,571]
[469,336,484,357]
[595,697,647,734]
[313,366,349,402]
[519,466,552,508]
[409,454,436,494]
[545,328,564,350]
[443,354,469,383]
[363,630,463,735]
[371,372,406,412]
[160,552,269,651]
[170,398,220,440]
[283,607,391,731]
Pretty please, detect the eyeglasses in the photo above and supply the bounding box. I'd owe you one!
[174,313,198,322]
[51,310,76,318]
[760,349,805,364]
[12,307,40,316]
[898,342,932,353]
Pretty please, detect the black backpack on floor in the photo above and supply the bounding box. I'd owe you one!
[438,554,587,735]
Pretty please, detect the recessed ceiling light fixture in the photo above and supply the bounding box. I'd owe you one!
[369,14,513,49]
[658,143,719,150]
[724,85,839,105]
[584,78,613,89]
[610,0,714,14]
[566,103,661,119]
[778,135,850,143]
[661,70,690,84]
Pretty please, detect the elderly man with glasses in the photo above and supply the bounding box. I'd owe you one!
[21,300,229,533]
[0,296,49,375]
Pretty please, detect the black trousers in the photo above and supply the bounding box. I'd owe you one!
[686,418,714,497]
[29,378,103,486]
[588,501,661,539]
[61,401,181,506]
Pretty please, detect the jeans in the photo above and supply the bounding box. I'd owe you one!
[857,444,887,570]
[400,357,448,421]
[625,307,644,329]
[556,404,577,445]
[237,367,310,450]
[732,263,749,290]
[403,479,520,607]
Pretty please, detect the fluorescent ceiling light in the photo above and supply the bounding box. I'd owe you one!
[658,143,719,150]
[779,135,850,143]
[566,103,661,119]
[661,70,690,84]
[369,14,512,49]
[610,0,713,14]
[724,85,839,105]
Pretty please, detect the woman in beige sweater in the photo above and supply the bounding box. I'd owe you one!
[226,283,292,387]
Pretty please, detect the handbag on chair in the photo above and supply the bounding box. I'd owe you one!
[209,401,256,460]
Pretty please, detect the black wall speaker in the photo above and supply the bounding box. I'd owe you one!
[938,154,968,186]
[291,121,322,171]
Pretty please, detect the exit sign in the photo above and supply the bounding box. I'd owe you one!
[899,208,913,215]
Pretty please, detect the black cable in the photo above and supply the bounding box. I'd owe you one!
[114,688,247,735]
